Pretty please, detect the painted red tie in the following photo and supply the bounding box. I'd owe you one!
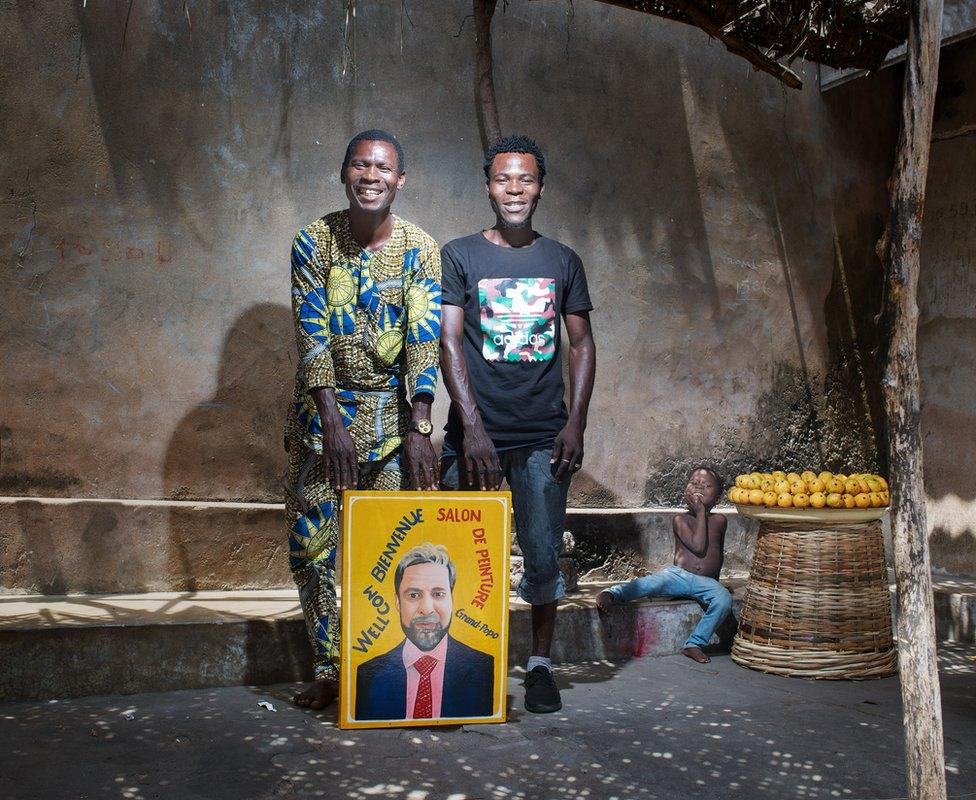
[412,655,438,719]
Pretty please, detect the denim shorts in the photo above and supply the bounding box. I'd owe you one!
[440,445,569,605]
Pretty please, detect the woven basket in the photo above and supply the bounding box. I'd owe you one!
[731,519,896,679]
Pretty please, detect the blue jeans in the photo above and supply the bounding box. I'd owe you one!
[441,445,569,606]
[606,566,733,649]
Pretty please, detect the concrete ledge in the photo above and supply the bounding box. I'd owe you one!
[508,582,745,664]
[1,496,759,594]
[0,619,314,703]
[0,584,745,702]
[0,589,304,629]
[932,574,976,643]
[0,497,290,594]
[0,589,313,702]
[885,574,976,645]
[5,575,973,703]
[5,496,971,596]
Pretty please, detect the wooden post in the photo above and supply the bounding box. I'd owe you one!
[878,0,945,797]
[473,0,502,153]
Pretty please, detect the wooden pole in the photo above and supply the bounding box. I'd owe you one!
[473,0,502,153]
[878,0,945,796]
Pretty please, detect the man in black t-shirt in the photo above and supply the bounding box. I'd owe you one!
[439,135,596,714]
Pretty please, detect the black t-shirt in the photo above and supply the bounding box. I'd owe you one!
[441,231,593,453]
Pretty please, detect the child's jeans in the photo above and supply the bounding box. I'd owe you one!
[605,565,733,649]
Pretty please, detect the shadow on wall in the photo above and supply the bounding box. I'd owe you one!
[69,3,312,240]
[632,359,884,514]
[162,303,293,589]
[917,43,976,503]
[512,11,887,506]
[820,45,976,577]
[568,471,652,579]
[569,468,756,580]
[72,2,211,242]
[163,303,292,503]
[68,2,344,242]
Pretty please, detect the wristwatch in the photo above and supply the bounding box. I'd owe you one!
[409,419,433,436]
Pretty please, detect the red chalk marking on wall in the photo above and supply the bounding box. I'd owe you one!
[55,239,93,260]
[53,237,172,263]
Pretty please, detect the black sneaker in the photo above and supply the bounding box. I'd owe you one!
[524,666,562,713]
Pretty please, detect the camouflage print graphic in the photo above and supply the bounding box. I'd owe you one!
[285,210,441,681]
[478,277,556,363]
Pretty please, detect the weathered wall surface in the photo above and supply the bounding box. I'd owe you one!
[1,0,894,517]
[918,40,976,576]
[818,38,976,577]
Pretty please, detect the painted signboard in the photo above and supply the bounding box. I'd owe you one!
[339,491,511,729]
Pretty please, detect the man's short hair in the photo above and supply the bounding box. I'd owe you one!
[691,465,725,496]
[394,542,457,595]
[342,129,406,174]
[483,134,546,183]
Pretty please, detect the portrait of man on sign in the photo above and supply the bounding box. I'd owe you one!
[355,542,494,721]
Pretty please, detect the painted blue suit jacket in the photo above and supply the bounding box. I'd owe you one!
[355,636,494,721]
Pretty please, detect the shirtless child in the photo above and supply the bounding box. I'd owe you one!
[596,467,731,663]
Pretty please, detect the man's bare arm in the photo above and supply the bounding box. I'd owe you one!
[551,311,596,483]
[439,305,501,490]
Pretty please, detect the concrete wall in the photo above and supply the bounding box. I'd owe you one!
[1,2,967,577]
[918,39,976,575]
[818,37,976,576]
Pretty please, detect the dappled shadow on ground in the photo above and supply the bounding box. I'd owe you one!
[2,653,974,799]
[938,642,976,676]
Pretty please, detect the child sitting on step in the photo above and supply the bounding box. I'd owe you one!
[597,466,732,663]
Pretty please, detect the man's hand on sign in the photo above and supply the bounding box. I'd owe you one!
[311,388,359,492]
[405,432,439,490]
[550,422,584,484]
[463,423,502,491]
[322,418,359,491]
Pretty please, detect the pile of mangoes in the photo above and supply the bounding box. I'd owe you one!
[728,470,890,509]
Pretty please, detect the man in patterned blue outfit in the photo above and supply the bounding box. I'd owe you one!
[286,130,442,710]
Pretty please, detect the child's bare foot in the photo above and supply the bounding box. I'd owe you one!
[596,590,615,612]
[293,679,338,709]
[682,646,711,663]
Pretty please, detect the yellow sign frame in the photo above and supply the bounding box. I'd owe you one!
[339,490,511,729]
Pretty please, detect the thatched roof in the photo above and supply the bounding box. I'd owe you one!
[597,0,908,87]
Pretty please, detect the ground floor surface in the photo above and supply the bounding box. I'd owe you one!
[2,647,974,800]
